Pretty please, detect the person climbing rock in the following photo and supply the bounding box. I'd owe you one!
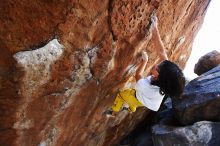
[105,13,185,117]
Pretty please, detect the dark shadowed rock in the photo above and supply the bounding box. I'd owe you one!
[117,110,155,146]
[194,50,220,75]
[153,97,178,126]
[152,121,220,146]
[117,98,173,146]
[173,65,220,125]
[118,127,154,146]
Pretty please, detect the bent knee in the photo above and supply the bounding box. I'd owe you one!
[112,105,121,112]
[129,106,137,112]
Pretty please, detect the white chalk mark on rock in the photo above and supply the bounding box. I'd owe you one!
[13,39,64,97]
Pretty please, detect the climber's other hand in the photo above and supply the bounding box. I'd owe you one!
[150,11,159,37]
[141,51,148,61]
[151,11,158,28]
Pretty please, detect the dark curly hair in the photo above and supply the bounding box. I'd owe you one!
[151,60,185,98]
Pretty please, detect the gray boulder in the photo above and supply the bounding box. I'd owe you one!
[194,50,220,75]
[173,65,220,125]
[152,121,220,146]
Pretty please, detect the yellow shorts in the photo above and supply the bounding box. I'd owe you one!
[112,89,143,112]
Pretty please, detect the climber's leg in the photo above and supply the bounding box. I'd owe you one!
[128,105,137,113]
[104,89,143,117]
[111,94,124,112]
[120,89,143,113]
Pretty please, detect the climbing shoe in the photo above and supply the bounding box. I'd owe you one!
[103,109,115,118]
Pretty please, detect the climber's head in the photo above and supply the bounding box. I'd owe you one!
[151,60,186,98]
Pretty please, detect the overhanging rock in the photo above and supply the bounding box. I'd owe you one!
[174,66,220,125]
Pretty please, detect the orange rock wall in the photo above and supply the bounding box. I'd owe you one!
[0,0,211,146]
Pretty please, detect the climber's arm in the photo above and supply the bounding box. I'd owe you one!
[151,14,168,62]
[135,51,148,81]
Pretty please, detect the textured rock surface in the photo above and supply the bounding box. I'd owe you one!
[174,66,220,125]
[152,121,220,146]
[0,0,211,146]
[194,50,220,75]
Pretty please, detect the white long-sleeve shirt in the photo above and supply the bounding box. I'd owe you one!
[135,76,164,111]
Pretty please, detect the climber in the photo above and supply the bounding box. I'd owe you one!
[104,13,185,117]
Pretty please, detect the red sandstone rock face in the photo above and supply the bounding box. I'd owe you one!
[0,0,211,146]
